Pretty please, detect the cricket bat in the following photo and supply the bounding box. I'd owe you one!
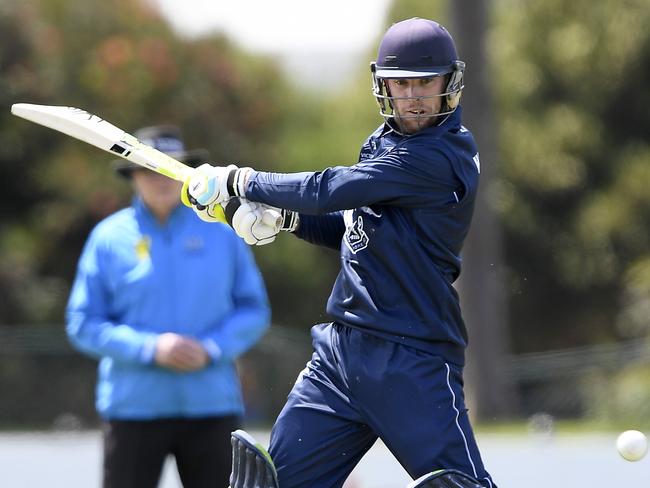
[11,103,195,181]
[11,103,226,223]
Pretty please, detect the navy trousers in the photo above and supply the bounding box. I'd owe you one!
[269,323,495,488]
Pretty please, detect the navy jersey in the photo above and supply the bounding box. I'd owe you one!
[246,108,479,365]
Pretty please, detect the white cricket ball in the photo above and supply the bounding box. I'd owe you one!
[616,430,648,462]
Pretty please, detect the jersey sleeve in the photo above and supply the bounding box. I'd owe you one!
[65,227,157,364]
[293,211,345,250]
[245,146,463,215]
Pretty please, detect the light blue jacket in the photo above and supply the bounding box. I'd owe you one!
[66,198,270,419]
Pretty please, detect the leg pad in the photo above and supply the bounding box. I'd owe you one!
[229,430,279,488]
[407,469,485,488]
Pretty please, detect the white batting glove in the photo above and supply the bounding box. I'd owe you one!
[235,201,281,246]
[184,163,253,207]
[224,198,299,246]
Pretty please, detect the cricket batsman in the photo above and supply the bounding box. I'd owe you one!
[183,17,496,488]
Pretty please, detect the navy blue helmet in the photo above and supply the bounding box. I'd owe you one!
[371,18,465,126]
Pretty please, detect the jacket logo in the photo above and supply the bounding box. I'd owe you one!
[134,236,151,260]
[184,236,205,252]
[344,216,369,254]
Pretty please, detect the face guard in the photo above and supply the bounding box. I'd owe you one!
[371,18,465,131]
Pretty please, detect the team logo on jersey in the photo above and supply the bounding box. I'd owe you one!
[134,236,151,260]
[361,206,382,218]
[184,236,205,252]
[344,214,369,254]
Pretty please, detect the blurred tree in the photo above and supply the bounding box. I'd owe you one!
[492,0,650,352]
[3,0,648,425]
[450,0,517,420]
[0,0,320,327]
[386,0,448,24]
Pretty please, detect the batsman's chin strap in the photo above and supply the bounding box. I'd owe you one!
[229,430,279,488]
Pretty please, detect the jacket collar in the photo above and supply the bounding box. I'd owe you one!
[132,196,186,229]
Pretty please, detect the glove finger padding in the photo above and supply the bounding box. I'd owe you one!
[231,200,279,246]
[181,171,227,223]
[248,211,279,246]
[231,201,257,243]
[193,203,227,223]
[261,208,283,228]
[187,163,238,206]
[238,210,263,245]
[180,178,193,208]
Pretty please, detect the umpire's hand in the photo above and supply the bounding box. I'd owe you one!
[154,332,209,372]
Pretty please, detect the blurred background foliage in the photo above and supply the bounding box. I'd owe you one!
[492,0,650,351]
[0,0,340,328]
[0,0,649,426]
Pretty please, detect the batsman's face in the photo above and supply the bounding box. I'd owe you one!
[386,76,446,134]
[132,170,182,221]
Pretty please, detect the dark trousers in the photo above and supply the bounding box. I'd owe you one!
[102,415,240,488]
[269,323,496,488]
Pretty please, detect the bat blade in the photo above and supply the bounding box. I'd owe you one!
[11,103,194,182]
[11,103,227,224]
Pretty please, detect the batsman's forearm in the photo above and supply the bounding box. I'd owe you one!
[245,168,376,215]
[294,212,346,250]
